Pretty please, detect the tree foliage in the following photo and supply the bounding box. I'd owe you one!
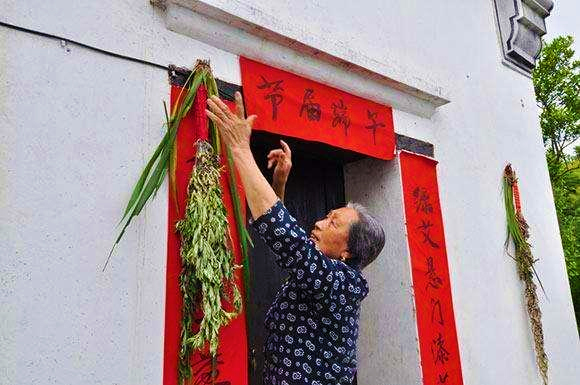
[532,35,580,331]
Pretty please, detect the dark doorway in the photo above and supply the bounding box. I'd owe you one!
[246,131,362,385]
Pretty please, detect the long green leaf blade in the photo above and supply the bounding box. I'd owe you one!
[119,128,170,225]
[105,146,169,270]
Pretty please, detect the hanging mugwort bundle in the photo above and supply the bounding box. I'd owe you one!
[109,60,253,384]
[503,164,549,385]
[176,140,242,384]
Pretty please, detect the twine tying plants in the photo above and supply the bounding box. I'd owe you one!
[503,164,549,385]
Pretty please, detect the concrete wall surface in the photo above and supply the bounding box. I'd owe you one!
[1,1,578,385]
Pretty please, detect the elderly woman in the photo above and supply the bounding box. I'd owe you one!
[206,92,385,385]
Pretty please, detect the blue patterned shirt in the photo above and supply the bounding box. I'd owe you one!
[249,200,369,385]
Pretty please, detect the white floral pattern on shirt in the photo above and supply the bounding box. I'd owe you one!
[249,200,369,385]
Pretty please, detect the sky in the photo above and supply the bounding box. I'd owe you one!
[544,0,579,50]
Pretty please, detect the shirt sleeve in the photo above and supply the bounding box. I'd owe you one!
[249,200,366,301]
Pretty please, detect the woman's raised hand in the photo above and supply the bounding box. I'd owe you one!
[205,91,257,152]
[268,139,292,186]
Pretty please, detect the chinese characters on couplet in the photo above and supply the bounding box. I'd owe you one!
[431,298,444,326]
[414,183,453,383]
[417,219,440,248]
[426,256,444,290]
[439,372,449,384]
[431,332,450,366]
[257,75,284,121]
[331,99,351,136]
[365,110,386,144]
[413,187,434,214]
[190,352,231,385]
[254,75,388,143]
[299,88,321,121]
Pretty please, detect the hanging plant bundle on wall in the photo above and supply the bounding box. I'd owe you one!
[105,61,208,269]
[503,164,548,385]
[108,60,252,384]
[106,60,252,273]
[176,140,242,383]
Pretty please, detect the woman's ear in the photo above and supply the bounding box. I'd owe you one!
[340,249,351,262]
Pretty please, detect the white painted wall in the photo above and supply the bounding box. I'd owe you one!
[0,2,238,384]
[1,1,578,384]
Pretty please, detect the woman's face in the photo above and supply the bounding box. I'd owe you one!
[309,206,359,261]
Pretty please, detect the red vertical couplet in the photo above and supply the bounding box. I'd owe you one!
[163,85,249,385]
[399,151,464,385]
[239,56,395,160]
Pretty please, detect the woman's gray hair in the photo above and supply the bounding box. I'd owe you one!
[346,202,385,269]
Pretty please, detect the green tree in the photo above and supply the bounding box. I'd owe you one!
[533,35,580,331]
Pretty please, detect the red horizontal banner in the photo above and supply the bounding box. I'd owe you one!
[399,151,464,385]
[240,57,395,160]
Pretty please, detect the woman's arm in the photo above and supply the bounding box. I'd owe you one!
[230,147,279,220]
[206,92,278,220]
[206,92,368,301]
[268,140,292,203]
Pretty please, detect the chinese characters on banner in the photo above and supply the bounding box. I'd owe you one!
[239,57,395,160]
[164,85,248,385]
[399,151,464,385]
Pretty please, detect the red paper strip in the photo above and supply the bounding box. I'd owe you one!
[163,86,248,385]
[399,151,464,385]
[240,57,395,160]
